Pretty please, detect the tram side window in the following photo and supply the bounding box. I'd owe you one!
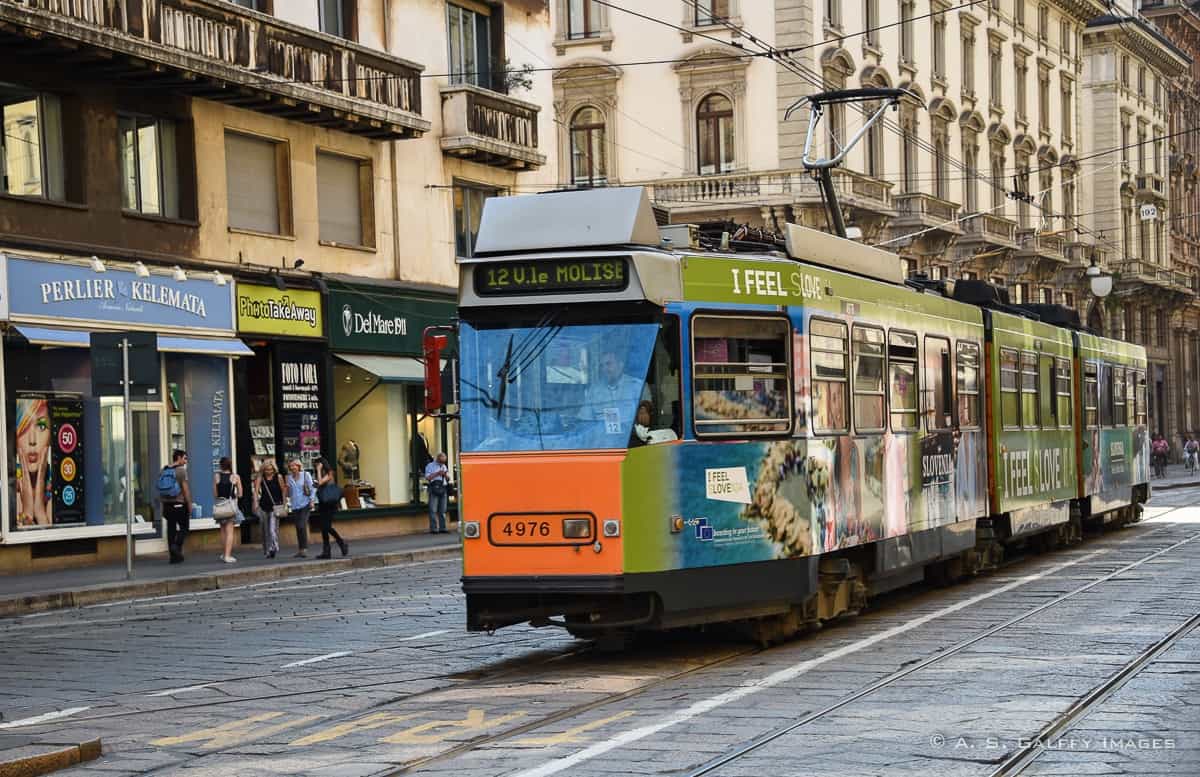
[1084,361,1099,429]
[810,320,849,434]
[1125,369,1137,429]
[1055,357,1072,428]
[1020,350,1039,430]
[1039,354,1055,429]
[1135,370,1148,426]
[956,341,981,428]
[852,325,886,433]
[889,331,919,431]
[1000,347,1020,429]
[1098,363,1113,427]
[692,316,791,437]
[1113,366,1127,426]
[923,336,953,430]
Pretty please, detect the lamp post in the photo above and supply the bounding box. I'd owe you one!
[1086,252,1113,299]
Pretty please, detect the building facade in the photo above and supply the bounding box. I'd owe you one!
[0,0,552,572]
[548,0,1194,445]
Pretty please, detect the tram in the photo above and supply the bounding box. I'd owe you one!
[438,186,1149,643]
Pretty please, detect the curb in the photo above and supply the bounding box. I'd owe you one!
[1152,479,1200,491]
[0,738,101,777]
[0,545,460,618]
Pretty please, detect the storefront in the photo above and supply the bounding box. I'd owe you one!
[233,282,328,487]
[0,253,247,551]
[327,278,456,512]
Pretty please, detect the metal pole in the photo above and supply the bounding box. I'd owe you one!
[123,338,134,580]
[817,167,848,238]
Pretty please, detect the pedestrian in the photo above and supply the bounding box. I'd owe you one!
[254,459,285,559]
[314,456,348,559]
[212,457,243,563]
[157,449,191,564]
[1152,434,1169,478]
[424,451,450,534]
[285,458,314,557]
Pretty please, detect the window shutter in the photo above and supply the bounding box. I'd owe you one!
[225,132,280,234]
[317,152,362,245]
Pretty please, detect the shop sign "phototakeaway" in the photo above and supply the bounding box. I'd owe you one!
[236,284,323,338]
[7,256,235,332]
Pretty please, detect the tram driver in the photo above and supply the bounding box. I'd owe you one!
[633,400,678,446]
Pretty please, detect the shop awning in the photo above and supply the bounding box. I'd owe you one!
[157,336,253,357]
[334,353,427,383]
[13,326,252,357]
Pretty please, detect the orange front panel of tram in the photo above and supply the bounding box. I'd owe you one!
[461,451,625,577]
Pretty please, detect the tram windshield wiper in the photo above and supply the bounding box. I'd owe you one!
[494,334,515,418]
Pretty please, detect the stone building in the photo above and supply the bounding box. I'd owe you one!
[0,0,552,572]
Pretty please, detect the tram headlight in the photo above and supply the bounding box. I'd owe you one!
[463,521,481,539]
[602,519,621,538]
[562,518,592,539]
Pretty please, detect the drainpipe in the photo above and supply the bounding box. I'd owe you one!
[383,0,403,281]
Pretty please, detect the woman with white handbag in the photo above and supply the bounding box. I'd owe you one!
[212,457,244,563]
[253,459,287,559]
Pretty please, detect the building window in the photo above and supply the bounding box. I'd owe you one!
[1016,155,1030,227]
[225,131,290,235]
[989,43,1003,110]
[569,106,607,187]
[1137,126,1147,174]
[827,0,842,29]
[119,115,178,219]
[1038,68,1050,132]
[696,93,734,175]
[1040,286,1053,304]
[568,0,602,39]
[900,0,915,63]
[865,103,884,177]
[1157,311,1167,347]
[932,8,946,79]
[990,146,1005,209]
[1154,137,1162,176]
[1121,117,1130,167]
[1038,5,1048,40]
[901,108,918,193]
[1061,79,1072,142]
[889,330,919,431]
[316,151,373,247]
[1013,282,1029,304]
[453,181,500,258]
[933,124,950,200]
[1138,66,1146,98]
[811,319,849,434]
[963,136,978,213]
[962,271,978,280]
[0,84,64,200]
[1060,20,1070,56]
[692,316,791,437]
[1061,290,1074,308]
[963,32,975,94]
[694,0,730,26]
[447,3,492,89]
[318,0,350,39]
[1062,173,1075,231]
[230,0,269,9]
[1016,56,1027,123]
[866,0,879,45]
[1014,0,1025,28]
[1040,168,1053,221]
[1121,56,1129,88]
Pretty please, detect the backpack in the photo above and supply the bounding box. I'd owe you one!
[157,466,181,499]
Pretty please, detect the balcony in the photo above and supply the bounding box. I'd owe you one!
[440,84,544,170]
[0,0,429,139]
[1114,260,1193,295]
[646,171,799,210]
[960,213,1019,251]
[1015,228,1068,264]
[891,193,963,238]
[1135,173,1167,202]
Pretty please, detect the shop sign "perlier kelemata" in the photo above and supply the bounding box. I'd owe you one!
[236,284,323,338]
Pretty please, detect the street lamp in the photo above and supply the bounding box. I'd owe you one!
[1086,252,1113,298]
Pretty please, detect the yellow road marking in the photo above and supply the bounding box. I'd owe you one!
[515,711,637,746]
[152,712,323,749]
[380,708,527,744]
[290,712,420,746]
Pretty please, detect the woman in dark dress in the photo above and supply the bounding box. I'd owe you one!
[315,456,348,559]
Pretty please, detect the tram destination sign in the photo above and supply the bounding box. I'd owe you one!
[474,257,629,297]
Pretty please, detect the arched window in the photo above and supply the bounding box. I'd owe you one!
[570,106,607,187]
[696,93,734,175]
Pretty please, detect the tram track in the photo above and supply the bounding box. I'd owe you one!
[677,522,1200,777]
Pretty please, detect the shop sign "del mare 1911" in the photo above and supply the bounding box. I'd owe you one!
[6,256,236,332]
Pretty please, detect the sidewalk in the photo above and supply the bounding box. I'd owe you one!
[0,531,461,619]
[1152,462,1200,491]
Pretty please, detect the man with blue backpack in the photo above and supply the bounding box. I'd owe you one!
[158,449,192,564]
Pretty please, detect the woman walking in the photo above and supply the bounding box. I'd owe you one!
[314,456,348,559]
[285,458,314,558]
[213,457,243,563]
[254,459,285,559]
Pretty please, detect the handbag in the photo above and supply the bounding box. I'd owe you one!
[263,478,288,519]
[317,481,343,507]
[213,497,237,520]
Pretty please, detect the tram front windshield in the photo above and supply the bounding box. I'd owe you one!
[460,317,673,452]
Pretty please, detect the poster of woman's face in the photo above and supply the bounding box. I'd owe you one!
[15,397,53,527]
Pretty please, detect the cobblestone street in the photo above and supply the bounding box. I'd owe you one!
[0,490,1194,776]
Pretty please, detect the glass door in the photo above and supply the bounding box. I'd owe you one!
[99,399,163,544]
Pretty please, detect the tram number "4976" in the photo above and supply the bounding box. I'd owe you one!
[501,520,551,538]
